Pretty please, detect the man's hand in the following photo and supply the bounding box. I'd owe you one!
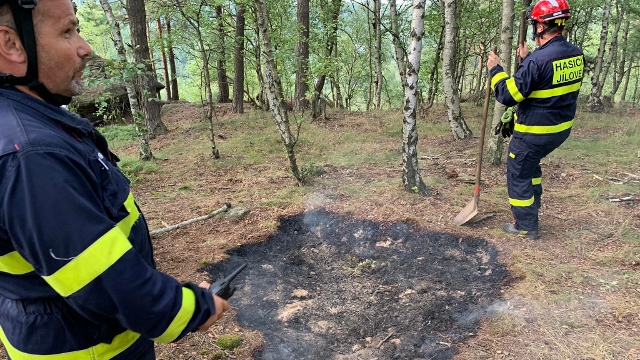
[517,44,529,60]
[487,51,500,70]
[197,281,230,332]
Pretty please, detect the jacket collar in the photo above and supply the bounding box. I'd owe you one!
[0,86,94,134]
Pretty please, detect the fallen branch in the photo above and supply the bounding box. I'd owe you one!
[377,330,395,348]
[608,196,635,202]
[150,203,231,237]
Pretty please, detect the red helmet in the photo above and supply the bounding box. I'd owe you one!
[527,0,571,23]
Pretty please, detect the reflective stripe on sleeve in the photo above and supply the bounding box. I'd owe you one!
[152,287,197,343]
[505,78,525,102]
[42,193,139,297]
[491,71,509,89]
[509,196,535,207]
[514,119,573,135]
[0,326,140,359]
[0,251,34,275]
[529,82,582,98]
[532,177,542,185]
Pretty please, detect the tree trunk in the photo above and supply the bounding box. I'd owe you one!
[331,42,344,109]
[99,0,152,160]
[425,26,444,109]
[442,0,471,140]
[173,0,220,158]
[126,0,166,139]
[488,0,514,165]
[157,18,171,101]
[390,0,405,83]
[609,15,629,100]
[600,2,622,105]
[372,0,382,109]
[255,0,303,184]
[311,0,341,119]
[402,0,428,195]
[232,3,246,113]
[166,18,179,100]
[587,2,611,112]
[215,5,231,103]
[620,55,634,102]
[294,0,310,111]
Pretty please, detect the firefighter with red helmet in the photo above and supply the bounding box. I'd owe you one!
[487,0,584,240]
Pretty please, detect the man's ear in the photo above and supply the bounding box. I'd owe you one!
[0,26,26,64]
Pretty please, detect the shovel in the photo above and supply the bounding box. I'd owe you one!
[453,47,495,226]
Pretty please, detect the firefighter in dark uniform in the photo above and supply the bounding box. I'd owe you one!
[487,0,584,239]
[0,0,229,358]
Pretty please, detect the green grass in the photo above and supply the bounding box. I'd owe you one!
[98,124,138,148]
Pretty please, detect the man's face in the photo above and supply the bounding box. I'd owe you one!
[33,0,92,97]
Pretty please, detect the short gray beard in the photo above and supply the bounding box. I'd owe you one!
[69,79,84,96]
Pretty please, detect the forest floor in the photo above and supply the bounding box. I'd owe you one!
[3,101,638,360]
[140,102,639,360]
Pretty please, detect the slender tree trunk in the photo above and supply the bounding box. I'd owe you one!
[99,0,152,160]
[488,0,514,165]
[402,0,428,195]
[600,2,621,105]
[620,56,634,103]
[442,0,471,139]
[372,0,382,109]
[311,0,341,118]
[166,18,179,100]
[610,15,629,100]
[157,18,171,101]
[127,0,166,138]
[252,23,268,111]
[233,3,246,113]
[390,0,405,83]
[215,5,231,103]
[587,2,611,112]
[331,42,344,109]
[425,26,444,109]
[294,0,310,111]
[255,0,303,184]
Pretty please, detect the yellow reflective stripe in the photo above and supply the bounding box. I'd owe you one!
[0,326,140,359]
[43,193,139,297]
[529,82,582,98]
[491,71,509,88]
[532,177,542,185]
[0,251,34,275]
[152,287,196,343]
[509,196,535,207]
[509,152,516,159]
[505,78,525,102]
[514,119,573,135]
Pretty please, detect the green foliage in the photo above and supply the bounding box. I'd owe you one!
[98,125,138,148]
[215,334,243,350]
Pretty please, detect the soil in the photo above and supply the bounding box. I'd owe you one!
[207,210,510,360]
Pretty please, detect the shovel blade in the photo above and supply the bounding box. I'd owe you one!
[453,197,478,225]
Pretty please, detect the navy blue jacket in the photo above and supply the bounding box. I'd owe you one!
[490,36,584,145]
[0,88,215,359]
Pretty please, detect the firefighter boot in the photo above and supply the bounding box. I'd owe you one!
[502,223,539,240]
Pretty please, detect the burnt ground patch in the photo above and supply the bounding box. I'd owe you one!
[207,210,510,360]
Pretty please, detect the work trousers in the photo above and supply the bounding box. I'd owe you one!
[506,137,564,231]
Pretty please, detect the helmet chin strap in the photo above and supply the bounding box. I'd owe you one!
[531,21,560,41]
[2,0,72,106]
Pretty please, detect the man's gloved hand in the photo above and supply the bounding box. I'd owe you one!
[494,106,515,138]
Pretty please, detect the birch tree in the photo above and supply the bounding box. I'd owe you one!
[587,1,611,112]
[442,0,472,140]
[401,0,428,195]
[255,0,303,184]
[99,0,152,160]
[487,0,514,165]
